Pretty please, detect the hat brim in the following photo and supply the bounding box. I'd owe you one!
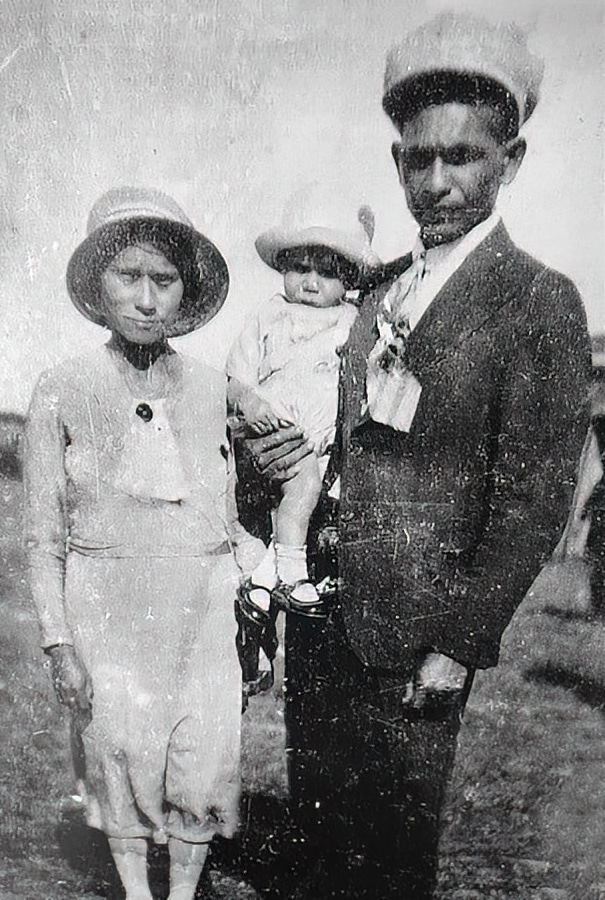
[255,226,381,273]
[383,70,521,137]
[66,217,229,336]
[382,14,543,132]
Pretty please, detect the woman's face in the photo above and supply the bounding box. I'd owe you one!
[100,242,184,344]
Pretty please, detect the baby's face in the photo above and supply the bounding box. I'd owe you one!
[282,252,346,308]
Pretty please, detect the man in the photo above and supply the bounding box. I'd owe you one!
[247,13,591,899]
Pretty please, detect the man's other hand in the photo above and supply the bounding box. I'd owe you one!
[412,651,468,708]
[47,644,92,714]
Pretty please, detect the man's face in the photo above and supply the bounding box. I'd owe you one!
[393,103,524,247]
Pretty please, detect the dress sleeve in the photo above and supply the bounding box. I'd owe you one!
[24,371,73,648]
[223,437,266,577]
[225,306,264,387]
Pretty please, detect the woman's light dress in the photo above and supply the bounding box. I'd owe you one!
[25,341,243,843]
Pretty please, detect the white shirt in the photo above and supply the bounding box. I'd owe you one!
[366,213,501,432]
[398,212,501,331]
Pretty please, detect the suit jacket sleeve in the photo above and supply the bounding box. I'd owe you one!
[441,267,591,667]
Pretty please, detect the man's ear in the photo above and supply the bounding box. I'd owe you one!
[500,137,526,185]
[391,141,405,185]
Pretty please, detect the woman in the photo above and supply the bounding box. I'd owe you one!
[25,187,256,900]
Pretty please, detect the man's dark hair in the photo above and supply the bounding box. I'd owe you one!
[383,71,519,143]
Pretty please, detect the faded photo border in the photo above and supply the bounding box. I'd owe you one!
[0,1,603,898]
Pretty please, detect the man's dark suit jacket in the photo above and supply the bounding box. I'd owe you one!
[337,221,591,672]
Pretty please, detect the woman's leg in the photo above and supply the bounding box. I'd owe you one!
[168,838,210,900]
[108,837,153,900]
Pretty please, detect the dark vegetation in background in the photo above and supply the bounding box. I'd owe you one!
[0,413,24,479]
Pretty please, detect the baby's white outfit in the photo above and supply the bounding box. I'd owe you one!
[227,294,358,461]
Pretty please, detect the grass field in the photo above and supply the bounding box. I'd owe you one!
[2,469,605,899]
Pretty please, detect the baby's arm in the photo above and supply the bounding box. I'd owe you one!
[228,377,290,435]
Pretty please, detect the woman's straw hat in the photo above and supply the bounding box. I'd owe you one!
[66,186,229,336]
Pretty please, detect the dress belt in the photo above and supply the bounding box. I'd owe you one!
[66,537,232,558]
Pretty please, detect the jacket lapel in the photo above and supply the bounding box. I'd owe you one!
[343,223,522,430]
[405,222,518,378]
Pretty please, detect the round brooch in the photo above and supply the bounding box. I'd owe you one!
[135,403,153,423]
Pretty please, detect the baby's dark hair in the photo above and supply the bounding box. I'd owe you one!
[274,244,361,291]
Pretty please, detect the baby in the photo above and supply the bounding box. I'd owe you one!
[227,208,379,636]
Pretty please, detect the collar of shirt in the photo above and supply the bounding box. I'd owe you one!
[405,212,501,331]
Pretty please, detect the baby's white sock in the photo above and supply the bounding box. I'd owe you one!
[251,541,278,593]
[275,542,308,586]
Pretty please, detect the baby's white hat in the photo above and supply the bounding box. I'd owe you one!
[256,185,381,273]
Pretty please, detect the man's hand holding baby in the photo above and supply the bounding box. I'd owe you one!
[245,426,314,482]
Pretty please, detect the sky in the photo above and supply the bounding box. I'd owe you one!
[0,0,602,413]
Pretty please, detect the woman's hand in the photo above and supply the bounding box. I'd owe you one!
[243,425,314,483]
[46,644,92,713]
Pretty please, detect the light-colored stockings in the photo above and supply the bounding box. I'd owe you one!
[108,837,153,900]
[108,836,209,900]
[168,838,210,900]
[251,540,278,594]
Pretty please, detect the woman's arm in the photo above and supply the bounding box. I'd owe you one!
[24,372,72,648]
[24,372,91,711]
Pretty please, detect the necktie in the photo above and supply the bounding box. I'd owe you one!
[364,253,425,432]
[387,252,426,329]
[374,252,426,369]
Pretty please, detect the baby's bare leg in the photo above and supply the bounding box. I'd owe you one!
[247,455,322,593]
[272,454,323,596]
[276,452,322,548]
